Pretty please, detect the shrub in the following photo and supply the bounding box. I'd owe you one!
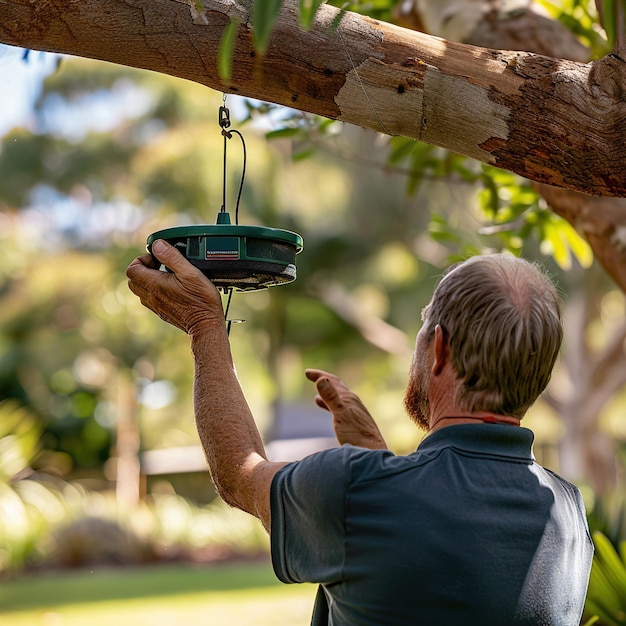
[583,531,626,626]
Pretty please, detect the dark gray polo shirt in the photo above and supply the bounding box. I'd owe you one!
[271,424,593,625]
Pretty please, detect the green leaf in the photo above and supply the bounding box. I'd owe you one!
[218,19,239,81]
[588,563,622,620]
[265,127,301,140]
[252,0,284,54]
[480,173,500,218]
[387,137,416,165]
[603,0,617,48]
[331,5,349,30]
[299,0,327,29]
[561,220,593,268]
[293,148,315,161]
[449,157,479,183]
[542,218,572,270]
[619,540,626,566]
[593,531,626,594]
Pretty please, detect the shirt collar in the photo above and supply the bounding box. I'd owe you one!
[416,423,535,461]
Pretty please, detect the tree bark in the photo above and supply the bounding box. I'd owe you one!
[461,0,626,294]
[1,0,626,196]
[396,0,626,295]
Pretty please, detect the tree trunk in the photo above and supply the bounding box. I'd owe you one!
[115,370,141,508]
[556,266,626,493]
[1,0,626,196]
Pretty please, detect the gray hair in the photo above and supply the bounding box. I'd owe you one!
[422,254,563,418]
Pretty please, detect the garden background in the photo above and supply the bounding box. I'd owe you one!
[1,1,626,623]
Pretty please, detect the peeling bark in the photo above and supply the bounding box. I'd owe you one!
[1,0,626,195]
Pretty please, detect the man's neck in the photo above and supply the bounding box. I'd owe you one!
[429,413,521,432]
[426,361,521,432]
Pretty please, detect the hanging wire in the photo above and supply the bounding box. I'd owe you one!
[223,287,235,336]
[220,111,229,215]
[218,95,247,225]
[218,95,247,333]
[230,128,246,226]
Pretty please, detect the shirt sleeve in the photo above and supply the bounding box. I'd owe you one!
[270,446,358,585]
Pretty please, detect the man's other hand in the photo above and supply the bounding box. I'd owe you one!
[305,369,388,450]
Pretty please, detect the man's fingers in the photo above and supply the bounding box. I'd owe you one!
[150,239,186,271]
[306,369,351,412]
[132,253,159,269]
[149,239,221,300]
[306,367,386,450]
[151,239,202,280]
[305,368,346,390]
[314,395,330,412]
[306,371,339,412]
[126,254,155,280]
[316,377,345,410]
[126,278,143,298]
[305,368,331,383]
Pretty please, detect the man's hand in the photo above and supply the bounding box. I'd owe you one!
[126,239,225,336]
[306,369,388,450]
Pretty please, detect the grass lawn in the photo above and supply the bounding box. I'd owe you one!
[0,559,317,626]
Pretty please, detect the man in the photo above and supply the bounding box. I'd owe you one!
[127,242,593,625]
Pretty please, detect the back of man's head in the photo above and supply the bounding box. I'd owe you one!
[423,254,563,418]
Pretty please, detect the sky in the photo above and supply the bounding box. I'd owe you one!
[0,44,151,248]
[0,44,158,142]
[0,44,59,137]
[0,43,276,139]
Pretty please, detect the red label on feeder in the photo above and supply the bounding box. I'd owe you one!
[206,251,239,260]
[205,237,240,260]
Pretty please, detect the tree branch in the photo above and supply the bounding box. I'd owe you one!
[588,320,626,391]
[1,0,625,196]
[313,281,412,355]
[581,353,626,422]
[599,0,626,58]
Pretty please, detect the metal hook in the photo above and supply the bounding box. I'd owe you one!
[219,105,231,130]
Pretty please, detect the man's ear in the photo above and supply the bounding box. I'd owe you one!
[432,324,448,376]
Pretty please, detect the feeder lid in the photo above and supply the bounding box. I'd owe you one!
[146,220,303,292]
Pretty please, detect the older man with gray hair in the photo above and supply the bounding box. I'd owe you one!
[127,244,593,625]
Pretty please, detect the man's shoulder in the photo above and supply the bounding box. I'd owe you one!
[280,444,395,474]
[532,463,588,507]
[272,445,410,496]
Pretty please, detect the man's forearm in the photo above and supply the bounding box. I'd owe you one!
[190,328,269,516]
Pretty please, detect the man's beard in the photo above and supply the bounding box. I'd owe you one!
[403,365,430,431]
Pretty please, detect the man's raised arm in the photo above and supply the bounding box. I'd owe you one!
[126,239,287,530]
